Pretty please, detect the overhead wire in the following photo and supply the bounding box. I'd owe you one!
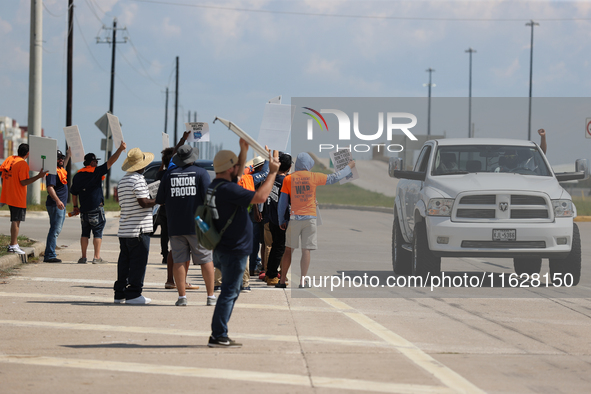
[42,2,68,18]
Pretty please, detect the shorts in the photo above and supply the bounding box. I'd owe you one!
[9,206,26,222]
[80,207,106,238]
[170,234,212,265]
[285,218,317,250]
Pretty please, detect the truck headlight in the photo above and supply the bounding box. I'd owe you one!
[427,198,454,216]
[552,200,574,217]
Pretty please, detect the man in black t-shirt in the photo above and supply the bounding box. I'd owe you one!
[70,142,126,264]
[43,148,71,263]
[207,139,280,348]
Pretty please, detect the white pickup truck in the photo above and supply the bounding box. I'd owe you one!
[388,138,589,285]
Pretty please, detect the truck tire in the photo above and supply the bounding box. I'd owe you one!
[549,223,581,286]
[412,221,441,280]
[513,258,542,276]
[392,216,412,275]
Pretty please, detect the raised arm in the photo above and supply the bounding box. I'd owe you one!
[107,142,127,169]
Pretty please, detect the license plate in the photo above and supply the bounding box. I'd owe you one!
[493,229,516,241]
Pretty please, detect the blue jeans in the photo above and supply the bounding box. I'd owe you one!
[44,205,66,259]
[211,249,248,339]
[113,233,150,300]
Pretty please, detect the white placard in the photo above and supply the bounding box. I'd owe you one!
[185,122,210,142]
[329,148,359,185]
[63,125,85,163]
[214,117,268,159]
[29,136,58,175]
[162,133,170,149]
[148,180,160,199]
[257,103,295,152]
[106,113,125,151]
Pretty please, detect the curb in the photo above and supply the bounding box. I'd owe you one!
[574,216,591,222]
[0,241,46,271]
[318,204,393,214]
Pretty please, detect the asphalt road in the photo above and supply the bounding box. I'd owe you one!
[1,210,590,393]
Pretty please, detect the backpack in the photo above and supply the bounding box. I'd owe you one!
[195,182,237,250]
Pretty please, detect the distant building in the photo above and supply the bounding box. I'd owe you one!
[0,116,44,160]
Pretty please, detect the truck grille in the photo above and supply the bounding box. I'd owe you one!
[452,192,552,222]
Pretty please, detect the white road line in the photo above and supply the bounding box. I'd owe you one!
[315,293,486,394]
[0,355,454,394]
[0,319,388,348]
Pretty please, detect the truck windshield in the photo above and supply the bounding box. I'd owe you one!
[433,145,551,176]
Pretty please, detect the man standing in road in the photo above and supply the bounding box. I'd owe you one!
[70,142,126,264]
[276,152,355,288]
[207,139,279,347]
[114,148,156,305]
[43,148,72,263]
[0,143,48,254]
[156,145,216,306]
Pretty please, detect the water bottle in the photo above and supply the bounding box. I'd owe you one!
[195,216,209,232]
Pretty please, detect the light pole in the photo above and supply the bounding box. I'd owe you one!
[465,47,476,138]
[526,20,539,141]
[424,68,435,136]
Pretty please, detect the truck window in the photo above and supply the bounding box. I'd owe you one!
[414,146,432,172]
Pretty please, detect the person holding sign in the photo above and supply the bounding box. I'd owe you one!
[70,142,126,264]
[0,144,48,254]
[275,152,355,288]
[43,148,72,263]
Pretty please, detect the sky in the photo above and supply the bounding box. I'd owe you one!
[1,0,591,181]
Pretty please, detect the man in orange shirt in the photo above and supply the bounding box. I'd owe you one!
[0,143,48,254]
[275,152,354,288]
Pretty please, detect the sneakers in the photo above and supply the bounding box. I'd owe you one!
[240,286,251,293]
[77,257,88,264]
[126,295,151,305]
[7,245,26,255]
[114,299,125,304]
[43,257,62,263]
[213,285,221,291]
[266,277,279,286]
[275,282,287,288]
[207,296,217,306]
[208,336,242,348]
[258,271,266,281]
[92,258,107,264]
[175,297,188,306]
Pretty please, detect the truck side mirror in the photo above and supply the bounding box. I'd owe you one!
[389,158,403,178]
[575,159,589,180]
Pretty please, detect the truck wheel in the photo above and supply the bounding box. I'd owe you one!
[513,258,542,276]
[392,216,411,275]
[412,221,441,280]
[549,223,581,286]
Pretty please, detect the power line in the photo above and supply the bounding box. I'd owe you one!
[74,11,108,73]
[127,0,591,22]
[85,0,105,24]
[43,2,68,18]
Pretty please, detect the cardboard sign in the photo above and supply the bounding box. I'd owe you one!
[63,125,85,163]
[162,133,170,149]
[329,148,359,185]
[106,113,125,151]
[185,122,210,142]
[29,136,58,175]
[213,117,268,159]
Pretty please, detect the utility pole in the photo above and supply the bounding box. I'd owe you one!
[97,18,127,198]
[526,20,539,141]
[164,87,168,134]
[465,47,476,138]
[27,0,43,204]
[66,0,73,201]
[424,68,435,136]
[174,56,179,143]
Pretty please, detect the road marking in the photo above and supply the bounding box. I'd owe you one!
[0,291,335,313]
[0,319,388,348]
[0,355,454,394]
[314,292,486,394]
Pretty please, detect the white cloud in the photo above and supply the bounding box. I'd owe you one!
[120,3,139,26]
[0,17,12,35]
[162,17,181,37]
[305,55,340,78]
[493,58,520,78]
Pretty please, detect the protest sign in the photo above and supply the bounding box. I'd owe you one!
[106,113,125,151]
[257,103,295,152]
[213,117,268,158]
[29,136,58,175]
[162,133,170,150]
[185,122,210,142]
[63,125,85,163]
[148,180,160,199]
[329,148,359,185]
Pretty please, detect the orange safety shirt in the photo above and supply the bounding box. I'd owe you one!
[238,174,255,191]
[280,171,327,216]
[0,158,30,208]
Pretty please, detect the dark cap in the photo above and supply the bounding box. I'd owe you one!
[57,150,65,159]
[83,153,101,166]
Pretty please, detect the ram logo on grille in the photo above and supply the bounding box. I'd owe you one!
[499,202,509,212]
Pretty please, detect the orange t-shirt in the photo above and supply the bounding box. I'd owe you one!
[280,171,327,216]
[238,174,255,191]
[0,158,30,208]
[0,155,19,182]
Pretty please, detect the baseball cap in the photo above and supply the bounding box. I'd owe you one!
[83,153,101,166]
[214,150,239,173]
[57,150,65,159]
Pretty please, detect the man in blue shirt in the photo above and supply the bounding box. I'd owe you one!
[44,148,71,263]
[71,142,126,264]
[207,139,279,347]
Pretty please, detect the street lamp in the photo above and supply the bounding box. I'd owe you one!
[526,20,539,141]
[424,68,435,136]
[465,47,476,138]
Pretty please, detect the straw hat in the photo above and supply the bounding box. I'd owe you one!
[121,148,154,172]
